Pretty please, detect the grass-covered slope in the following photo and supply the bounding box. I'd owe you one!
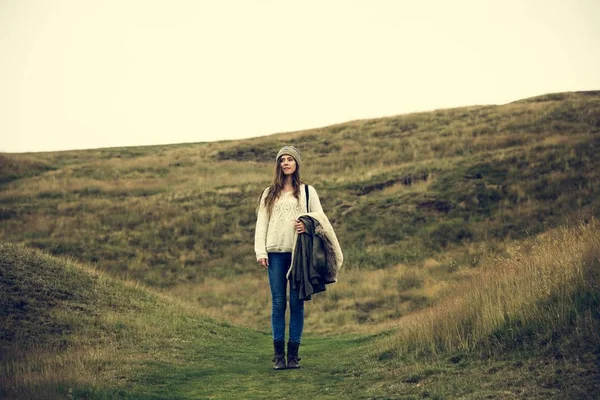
[363,219,600,399]
[1,220,599,399]
[1,90,600,338]
[0,154,56,185]
[1,91,599,289]
[350,219,600,399]
[378,219,600,357]
[0,243,265,399]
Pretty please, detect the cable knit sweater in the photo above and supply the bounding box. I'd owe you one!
[254,184,323,261]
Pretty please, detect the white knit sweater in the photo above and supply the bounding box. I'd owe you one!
[254,184,323,261]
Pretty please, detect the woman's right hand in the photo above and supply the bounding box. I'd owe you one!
[258,258,268,269]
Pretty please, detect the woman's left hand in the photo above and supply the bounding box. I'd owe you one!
[294,219,306,234]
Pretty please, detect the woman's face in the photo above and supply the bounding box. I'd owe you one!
[279,155,297,176]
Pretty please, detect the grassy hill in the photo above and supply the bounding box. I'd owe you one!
[0,242,263,398]
[1,91,599,334]
[1,220,598,398]
[1,91,600,398]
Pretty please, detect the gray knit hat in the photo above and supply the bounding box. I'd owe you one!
[276,146,301,166]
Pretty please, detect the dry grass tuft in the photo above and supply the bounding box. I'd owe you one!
[374,219,600,357]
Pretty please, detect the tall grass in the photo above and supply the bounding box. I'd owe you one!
[378,219,600,357]
[0,346,123,400]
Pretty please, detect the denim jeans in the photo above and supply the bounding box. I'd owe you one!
[268,252,304,344]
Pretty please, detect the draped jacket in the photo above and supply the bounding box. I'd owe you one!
[287,212,343,300]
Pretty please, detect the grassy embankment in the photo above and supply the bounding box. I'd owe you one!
[1,91,599,334]
[1,219,599,398]
[1,90,600,398]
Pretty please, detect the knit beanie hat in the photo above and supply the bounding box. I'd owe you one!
[276,146,301,166]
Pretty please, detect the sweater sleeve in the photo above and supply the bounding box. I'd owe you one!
[309,185,324,214]
[254,187,270,261]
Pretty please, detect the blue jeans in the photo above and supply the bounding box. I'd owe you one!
[268,252,304,344]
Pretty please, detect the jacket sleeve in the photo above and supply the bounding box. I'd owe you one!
[254,187,270,261]
[308,185,324,214]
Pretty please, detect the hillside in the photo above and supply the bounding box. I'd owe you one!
[0,243,265,398]
[1,90,599,333]
[1,244,376,399]
[1,220,599,398]
[1,91,598,276]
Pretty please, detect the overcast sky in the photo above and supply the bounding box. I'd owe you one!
[2,0,599,153]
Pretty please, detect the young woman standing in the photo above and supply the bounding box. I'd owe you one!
[254,146,323,370]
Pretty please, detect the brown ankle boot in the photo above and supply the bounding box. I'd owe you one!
[287,341,301,369]
[272,340,286,370]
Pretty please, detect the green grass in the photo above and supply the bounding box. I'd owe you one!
[1,90,600,335]
[0,242,260,398]
[1,90,600,398]
[1,92,599,291]
[1,234,599,399]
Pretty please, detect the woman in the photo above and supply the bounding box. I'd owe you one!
[254,145,323,370]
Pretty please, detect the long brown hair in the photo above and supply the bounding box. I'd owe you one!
[259,158,302,214]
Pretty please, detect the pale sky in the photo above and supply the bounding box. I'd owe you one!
[1,0,599,153]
